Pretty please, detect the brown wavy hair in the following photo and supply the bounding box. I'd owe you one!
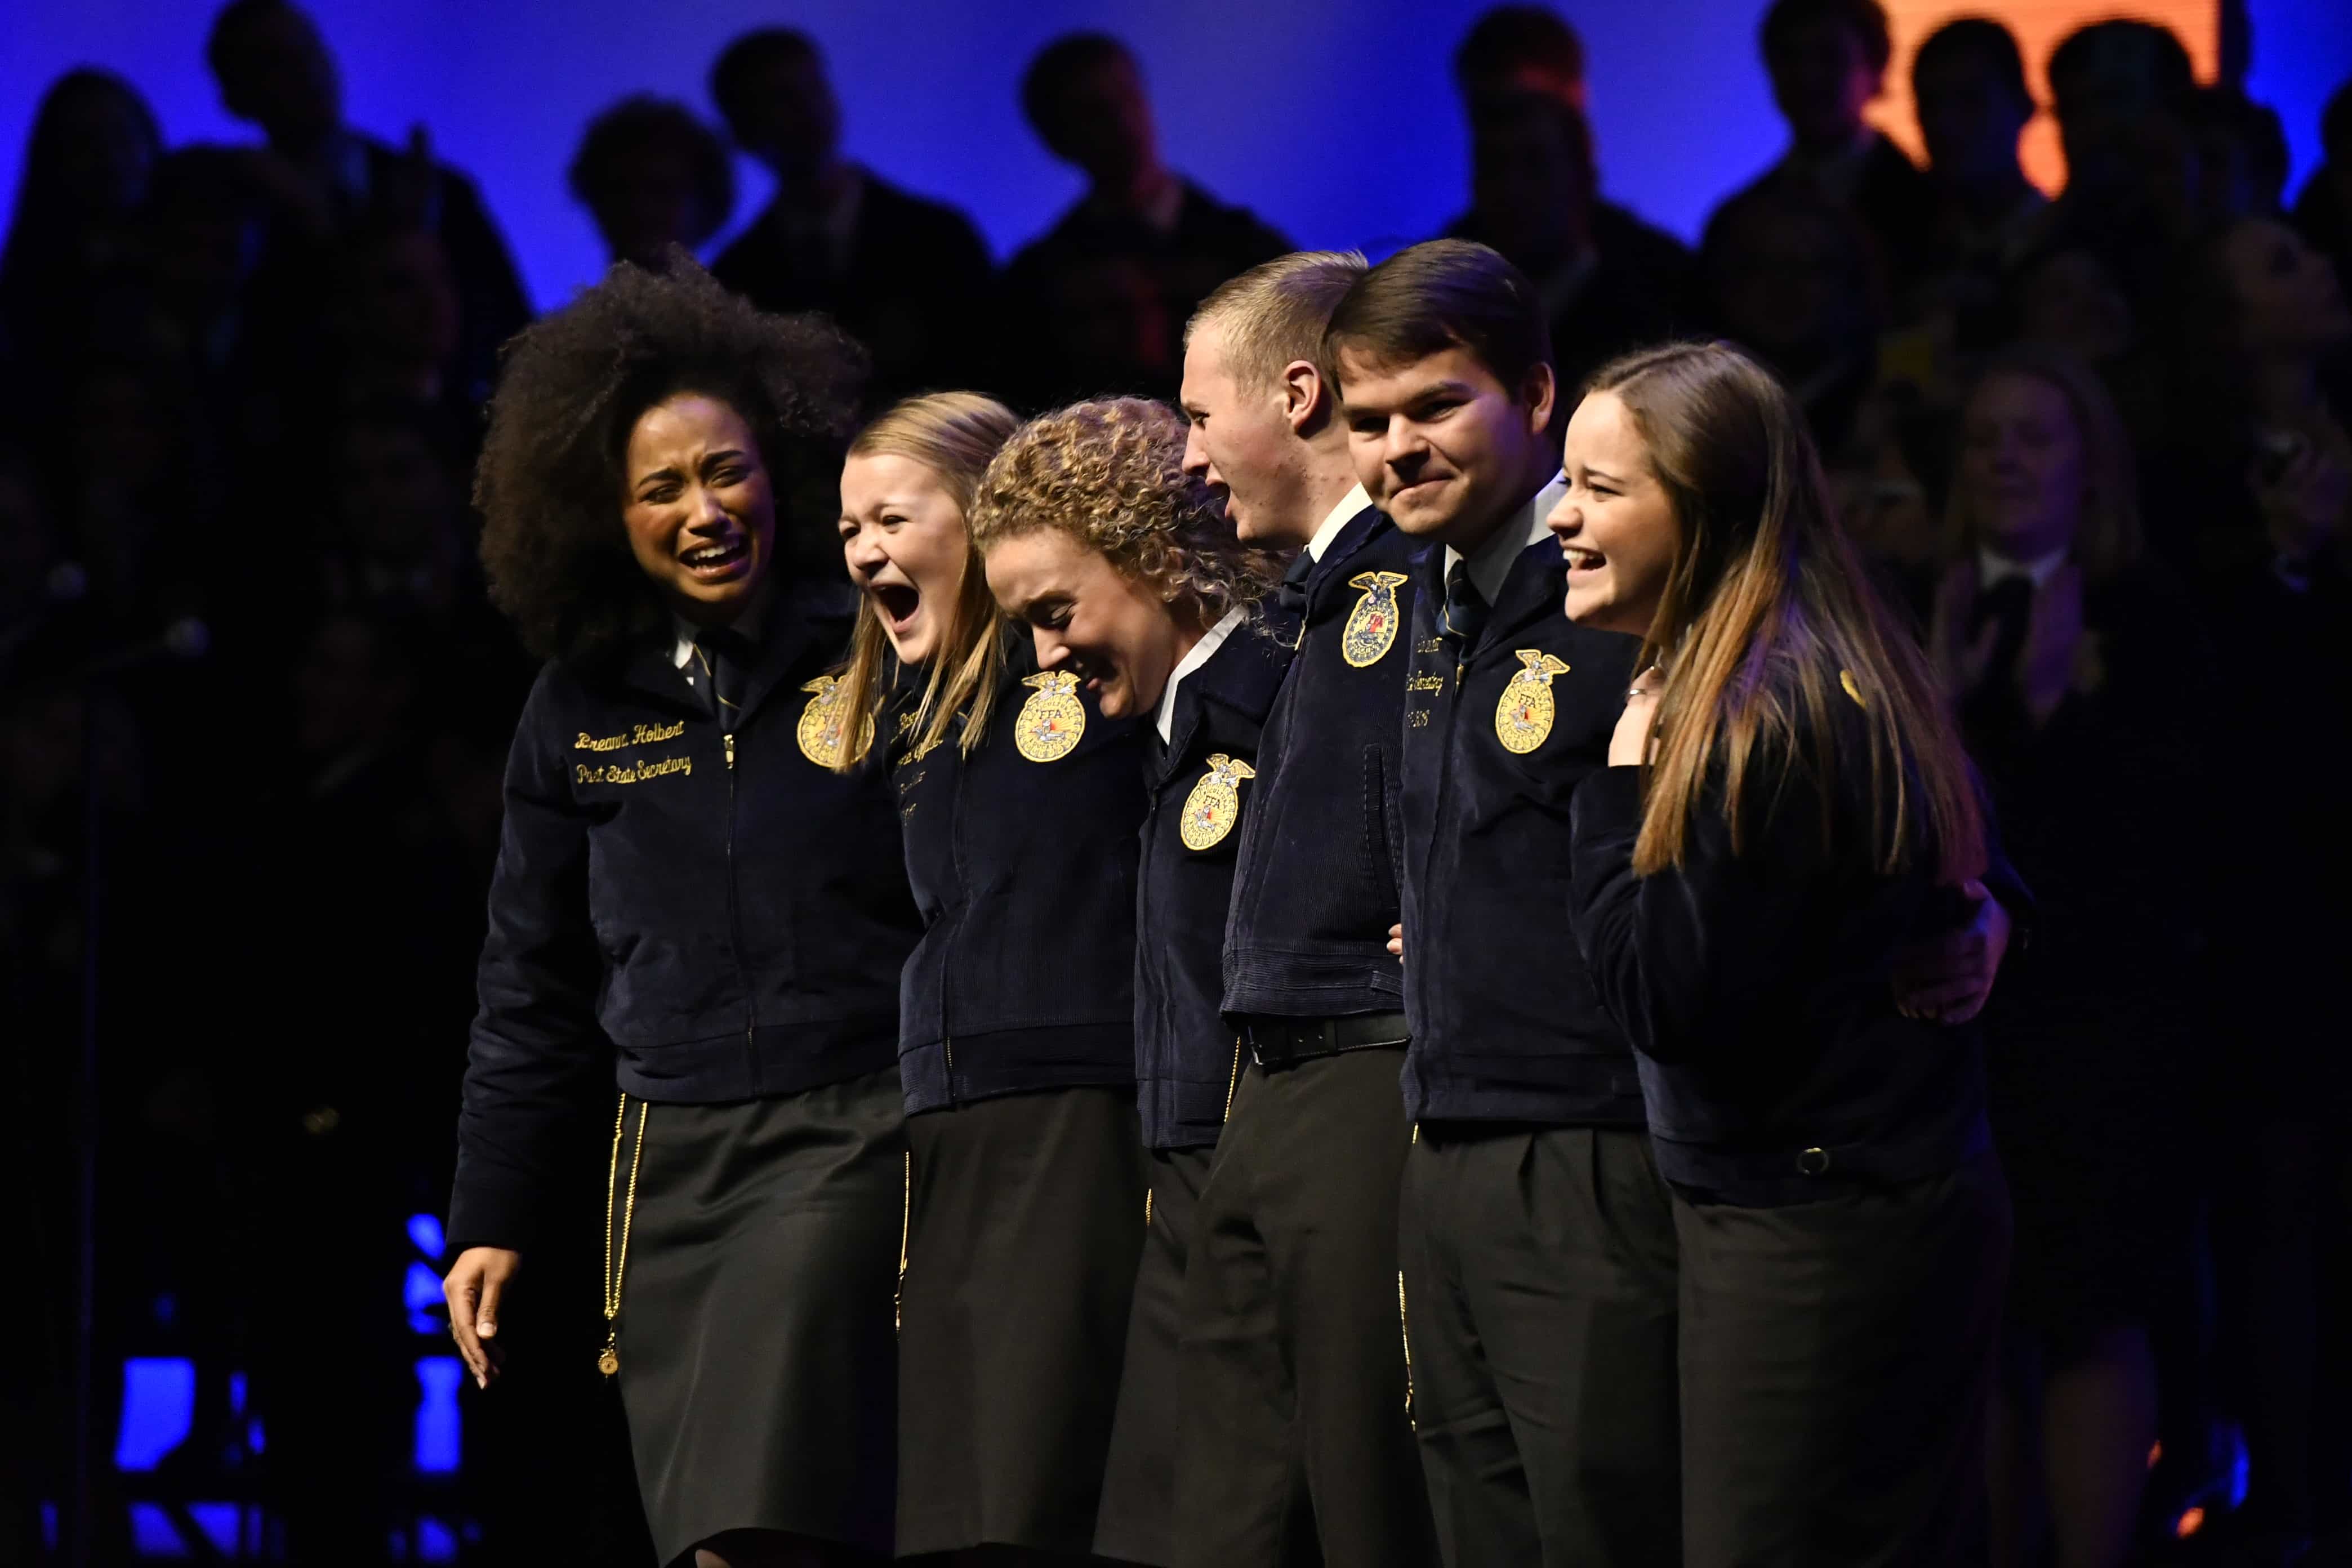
[966,398,1283,622]
[1590,341,1985,883]
[830,392,1022,769]
[474,252,866,664]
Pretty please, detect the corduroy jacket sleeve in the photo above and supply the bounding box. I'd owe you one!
[448,672,607,1254]
[1566,764,1811,1066]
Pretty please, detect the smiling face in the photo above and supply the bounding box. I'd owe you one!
[1337,342,1554,550]
[984,527,1190,719]
[1958,371,2086,561]
[1548,390,1680,636]
[2221,218,2352,357]
[838,451,972,668]
[620,393,776,625]
[1179,323,1306,546]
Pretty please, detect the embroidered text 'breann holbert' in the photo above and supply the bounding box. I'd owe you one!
[576,720,689,752]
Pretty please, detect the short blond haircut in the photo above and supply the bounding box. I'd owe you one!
[969,398,1282,621]
[1185,250,1369,391]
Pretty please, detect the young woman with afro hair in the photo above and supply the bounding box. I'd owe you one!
[441,255,923,1568]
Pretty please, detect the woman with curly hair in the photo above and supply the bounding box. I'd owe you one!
[440,257,921,1568]
[972,397,1286,1567]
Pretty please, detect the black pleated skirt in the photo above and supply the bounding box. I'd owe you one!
[896,1086,1148,1556]
[609,1067,905,1565]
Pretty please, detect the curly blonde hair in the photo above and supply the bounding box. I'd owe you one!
[968,398,1282,621]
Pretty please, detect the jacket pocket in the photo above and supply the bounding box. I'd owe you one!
[1362,745,1399,898]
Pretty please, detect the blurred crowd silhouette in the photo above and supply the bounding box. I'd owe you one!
[3,0,2349,1563]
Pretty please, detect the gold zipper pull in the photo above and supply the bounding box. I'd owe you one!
[724,733,736,769]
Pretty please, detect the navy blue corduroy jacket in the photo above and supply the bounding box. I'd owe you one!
[1398,537,1647,1125]
[893,636,1145,1113]
[1221,505,1419,1023]
[1136,618,1294,1148]
[1567,718,1996,1208]
[450,587,920,1253]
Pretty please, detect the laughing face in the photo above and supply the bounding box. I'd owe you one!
[838,451,972,669]
[1548,390,1679,638]
[982,526,1188,720]
[620,393,777,625]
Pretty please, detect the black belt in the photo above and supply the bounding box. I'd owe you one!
[1236,1011,1409,1069]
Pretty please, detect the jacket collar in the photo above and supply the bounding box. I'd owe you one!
[614,578,853,723]
[1303,502,1391,617]
[1152,621,1291,785]
[1419,533,1570,663]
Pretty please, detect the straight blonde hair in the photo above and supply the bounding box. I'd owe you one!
[829,391,1021,770]
[1591,342,1985,883]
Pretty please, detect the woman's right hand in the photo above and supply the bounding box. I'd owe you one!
[443,1246,522,1389]
[2251,439,2350,564]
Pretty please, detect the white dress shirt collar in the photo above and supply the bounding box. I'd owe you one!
[1444,471,1567,606]
[1155,604,1248,745]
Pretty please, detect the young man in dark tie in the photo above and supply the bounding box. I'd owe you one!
[1170,250,1436,1568]
[1328,238,1676,1567]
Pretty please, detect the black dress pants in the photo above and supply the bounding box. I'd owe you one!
[1399,1122,1681,1568]
[1676,1151,2012,1567]
[1174,1048,1436,1568]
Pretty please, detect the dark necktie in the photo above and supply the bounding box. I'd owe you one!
[692,627,755,727]
[1273,550,1314,646]
[1276,549,1313,621]
[1968,574,2034,693]
[1439,557,1490,653]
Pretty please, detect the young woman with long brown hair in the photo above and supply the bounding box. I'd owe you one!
[1553,340,2013,1565]
[833,392,1151,1562]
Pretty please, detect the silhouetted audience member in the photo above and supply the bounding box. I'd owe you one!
[708,28,994,405]
[1714,0,1936,301]
[1001,33,1288,407]
[206,0,528,404]
[1449,6,1698,324]
[1701,179,1882,456]
[2162,210,2352,1549]
[1928,346,2203,1568]
[1908,19,2044,336]
[1442,91,1690,398]
[2291,78,2352,294]
[2187,84,2292,223]
[2043,21,2202,305]
[568,95,734,268]
[0,70,158,402]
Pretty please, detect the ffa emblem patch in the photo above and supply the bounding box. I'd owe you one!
[1494,649,1572,754]
[1342,572,1409,667]
[1015,670,1086,762]
[1838,669,1866,709]
[797,675,875,767]
[1181,753,1258,850]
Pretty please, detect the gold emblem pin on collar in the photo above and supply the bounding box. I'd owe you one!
[1181,752,1258,849]
[796,675,875,767]
[1494,649,1573,754]
[1342,572,1409,668]
[1015,670,1086,763]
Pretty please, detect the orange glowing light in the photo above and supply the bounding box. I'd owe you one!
[2148,1441,2163,1469]
[2176,1505,2207,1538]
[1865,2,2220,195]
